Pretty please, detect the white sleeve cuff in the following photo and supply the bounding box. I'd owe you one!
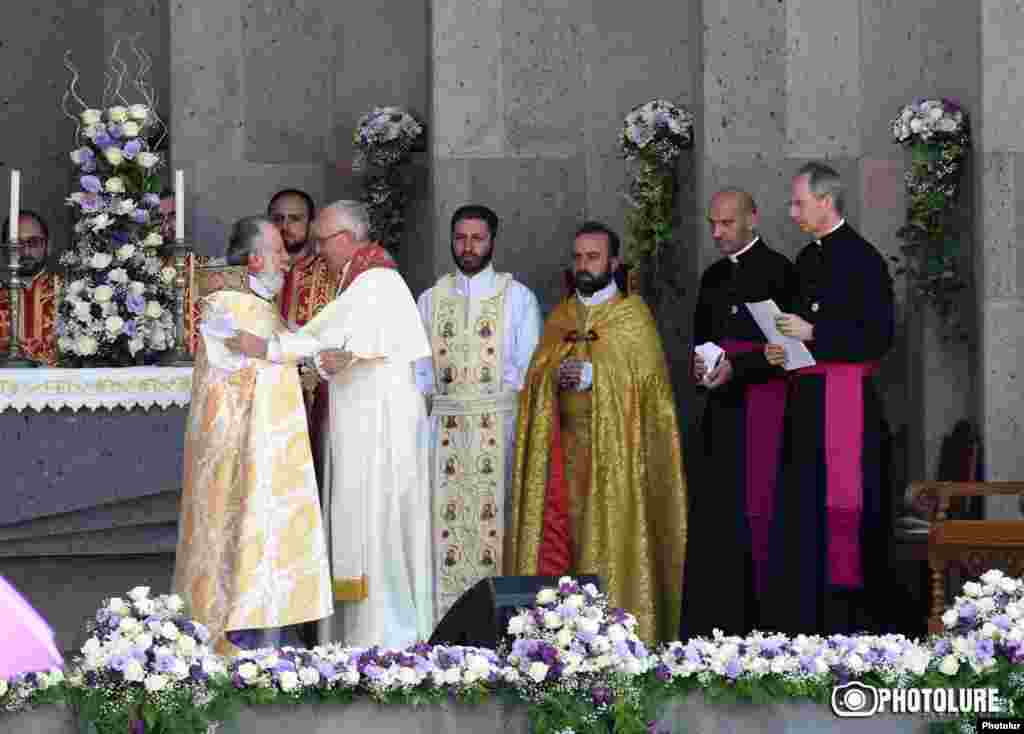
[578,361,593,391]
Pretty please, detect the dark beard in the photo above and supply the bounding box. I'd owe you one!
[575,268,613,297]
[284,239,308,255]
[452,244,493,277]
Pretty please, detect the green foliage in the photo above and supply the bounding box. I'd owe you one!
[624,153,677,269]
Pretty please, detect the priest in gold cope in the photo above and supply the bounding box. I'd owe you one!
[505,221,688,644]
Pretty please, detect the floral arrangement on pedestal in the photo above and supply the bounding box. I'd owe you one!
[890,97,971,343]
[620,99,694,288]
[352,106,424,253]
[57,45,177,366]
[62,586,233,734]
[6,571,1024,734]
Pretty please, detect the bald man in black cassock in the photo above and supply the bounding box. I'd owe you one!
[680,190,798,641]
[763,162,895,636]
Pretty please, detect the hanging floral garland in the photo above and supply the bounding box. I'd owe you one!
[352,107,424,253]
[619,99,694,275]
[890,98,970,342]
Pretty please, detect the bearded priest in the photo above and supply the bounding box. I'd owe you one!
[505,221,688,644]
[173,215,333,656]
[0,211,61,365]
[227,201,434,650]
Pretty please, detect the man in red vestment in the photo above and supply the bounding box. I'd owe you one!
[0,211,61,365]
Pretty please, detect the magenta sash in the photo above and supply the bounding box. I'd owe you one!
[720,339,787,598]
[792,360,879,589]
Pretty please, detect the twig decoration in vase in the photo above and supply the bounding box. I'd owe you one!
[57,41,177,367]
[620,99,694,292]
[890,97,971,343]
[352,106,424,253]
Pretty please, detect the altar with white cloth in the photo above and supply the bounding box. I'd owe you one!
[0,366,192,652]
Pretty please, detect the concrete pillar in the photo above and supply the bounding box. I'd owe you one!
[976,0,1024,515]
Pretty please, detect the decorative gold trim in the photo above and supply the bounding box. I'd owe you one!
[333,575,369,601]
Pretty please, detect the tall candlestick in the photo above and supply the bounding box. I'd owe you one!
[9,170,19,243]
[174,169,184,242]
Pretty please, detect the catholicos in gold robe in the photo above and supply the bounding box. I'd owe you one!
[506,288,688,644]
[0,270,62,365]
[174,288,333,655]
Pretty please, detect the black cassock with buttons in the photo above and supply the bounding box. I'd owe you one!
[759,222,895,636]
[680,239,799,641]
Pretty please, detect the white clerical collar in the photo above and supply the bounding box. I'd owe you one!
[728,236,760,264]
[248,274,276,302]
[455,263,496,292]
[577,276,619,306]
[815,219,846,245]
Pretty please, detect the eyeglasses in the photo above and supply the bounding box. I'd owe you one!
[314,229,349,245]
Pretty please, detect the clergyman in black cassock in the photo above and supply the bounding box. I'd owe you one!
[763,163,895,636]
[680,189,799,641]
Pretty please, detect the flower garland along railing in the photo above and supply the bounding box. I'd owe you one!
[59,41,177,367]
[891,98,971,343]
[620,99,694,287]
[4,571,1024,734]
[352,106,424,254]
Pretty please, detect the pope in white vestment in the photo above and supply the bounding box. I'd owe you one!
[230,204,434,649]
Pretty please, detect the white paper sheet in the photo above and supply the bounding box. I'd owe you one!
[744,299,817,371]
[693,341,725,386]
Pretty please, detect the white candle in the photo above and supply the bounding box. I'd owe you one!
[9,170,19,244]
[174,169,184,242]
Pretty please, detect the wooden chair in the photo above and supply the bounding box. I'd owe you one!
[908,481,1024,634]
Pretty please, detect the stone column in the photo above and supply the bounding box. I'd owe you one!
[976,1,1024,516]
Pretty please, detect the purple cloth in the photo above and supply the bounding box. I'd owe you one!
[0,575,63,677]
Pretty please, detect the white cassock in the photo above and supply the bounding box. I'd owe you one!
[272,266,434,649]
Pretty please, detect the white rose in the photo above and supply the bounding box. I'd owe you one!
[129,337,145,355]
[90,252,113,269]
[104,177,126,194]
[1001,578,1019,594]
[341,669,360,685]
[68,279,87,296]
[119,617,141,635]
[813,657,829,675]
[128,587,151,603]
[172,658,189,679]
[939,654,960,676]
[503,668,520,683]
[160,266,177,284]
[161,621,180,640]
[507,616,526,635]
[299,667,319,686]
[462,669,481,684]
[102,301,118,317]
[0,679,7,697]
[90,213,113,232]
[963,582,982,597]
[556,627,574,648]
[124,660,146,682]
[606,624,627,642]
[942,609,959,628]
[981,622,999,639]
[577,617,600,636]
[107,106,128,123]
[67,191,85,204]
[590,635,610,653]
[137,152,160,169]
[144,673,168,692]
[565,594,585,609]
[135,633,154,651]
[909,118,923,133]
[128,104,150,121]
[115,198,136,215]
[443,667,461,684]
[108,597,130,615]
[105,316,125,335]
[83,123,105,140]
[165,594,185,613]
[977,597,997,614]
[70,147,93,165]
[237,662,259,681]
[278,670,299,691]
[116,244,136,261]
[93,285,114,303]
[176,636,197,656]
[543,610,563,629]
[129,281,146,296]
[145,301,164,319]
[928,106,943,120]
[144,232,164,247]
[81,637,102,656]
[104,147,124,166]
[527,661,549,683]
[397,666,418,686]
[81,109,103,125]
[536,589,557,606]
[58,336,74,353]
[108,267,129,284]
[121,121,141,138]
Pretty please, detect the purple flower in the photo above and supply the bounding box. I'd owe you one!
[364,664,385,681]
[94,132,113,148]
[316,662,336,680]
[609,608,628,624]
[724,657,742,680]
[992,614,1012,632]
[540,645,558,665]
[654,663,671,682]
[959,602,977,621]
[142,193,161,208]
[933,639,952,656]
[591,683,613,706]
[81,175,102,193]
[189,664,208,683]
[124,140,143,159]
[273,660,296,673]
[81,160,97,173]
[108,654,129,671]
[155,654,177,673]
[557,604,578,620]
[129,720,145,734]
[684,642,702,664]
[80,194,102,213]
[108,125,123,140]
[760,638,785,658]
[975,639,995,661]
